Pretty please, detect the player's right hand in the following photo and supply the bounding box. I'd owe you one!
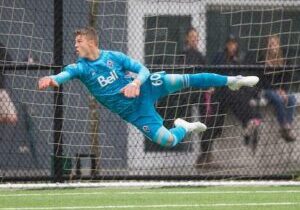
[121,79,141,98]
[38,77,58,90]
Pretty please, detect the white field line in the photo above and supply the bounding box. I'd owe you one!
[1,190,300,197]
[0,202,300,210]
[1,181,300,189]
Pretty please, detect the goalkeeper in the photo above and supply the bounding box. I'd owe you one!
[38,27,259,148]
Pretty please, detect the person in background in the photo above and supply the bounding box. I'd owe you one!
[208,36,262,154]
[181,27,219,166]
[258,35,296,142]
[0,43,18,124]
[182,27,206,65]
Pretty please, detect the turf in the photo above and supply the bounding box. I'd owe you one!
[0,186,300,210]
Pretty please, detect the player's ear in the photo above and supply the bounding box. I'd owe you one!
[87,38,96,46]
[92,39,98,47]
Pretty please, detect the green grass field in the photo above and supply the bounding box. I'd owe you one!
[0,186,300,210]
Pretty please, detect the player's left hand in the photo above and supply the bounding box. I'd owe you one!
[121,80,141,98]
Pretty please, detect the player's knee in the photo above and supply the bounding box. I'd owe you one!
[153,134,176,148]
[152,126,179,148]
[164,135,177,148]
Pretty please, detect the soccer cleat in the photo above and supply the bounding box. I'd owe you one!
[174,118,207,133]
[228,75,259,91]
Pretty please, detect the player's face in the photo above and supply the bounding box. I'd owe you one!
[186,31,199,49]
[75,35,93,57]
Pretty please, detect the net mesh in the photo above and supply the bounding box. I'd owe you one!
[0,0,300,182]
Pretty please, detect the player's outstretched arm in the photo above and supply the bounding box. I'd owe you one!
[38,69,76,90]
[38,76,59,90]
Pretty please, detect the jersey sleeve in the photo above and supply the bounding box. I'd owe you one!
[50,63,81,85]
[117,52,150,84]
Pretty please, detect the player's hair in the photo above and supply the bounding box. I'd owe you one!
[74,26,99,46]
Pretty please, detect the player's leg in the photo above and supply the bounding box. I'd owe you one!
[161,73,259,96]
[148,71,258,101]
[147,72,258,144]
[146,121,207,147]
[130,112,206,147]
[152,126,186,147]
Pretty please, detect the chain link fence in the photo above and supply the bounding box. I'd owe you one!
[0,0,300,182]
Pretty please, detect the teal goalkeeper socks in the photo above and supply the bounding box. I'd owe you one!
[169,126,187,147]
[188,73,228,88]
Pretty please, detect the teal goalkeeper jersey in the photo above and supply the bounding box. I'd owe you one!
[51,50,150,119]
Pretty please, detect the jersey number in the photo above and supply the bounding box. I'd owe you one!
[150,73,163,86]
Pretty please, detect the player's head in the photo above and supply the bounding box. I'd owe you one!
[185,27,199,50]
[74,27,99,58]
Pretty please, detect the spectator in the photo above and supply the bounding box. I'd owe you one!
[257,35,296,142]
[182,27,206,65]
[0,43,18,124]
[209,36,262,153]
[180,27,219,166]
[212,34,243,65]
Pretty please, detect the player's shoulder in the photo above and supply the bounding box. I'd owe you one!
[64,63,77,70]
[64,61,80,70]
[103,50,125,56]
[103,50,127,61]
[64,59,84,74]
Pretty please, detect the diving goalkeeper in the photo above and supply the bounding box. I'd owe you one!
[38,27,259,148]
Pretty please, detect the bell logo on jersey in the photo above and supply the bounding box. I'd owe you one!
[97,70,119,87]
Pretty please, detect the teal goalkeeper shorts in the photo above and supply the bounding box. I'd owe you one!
[125,71,170,140]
